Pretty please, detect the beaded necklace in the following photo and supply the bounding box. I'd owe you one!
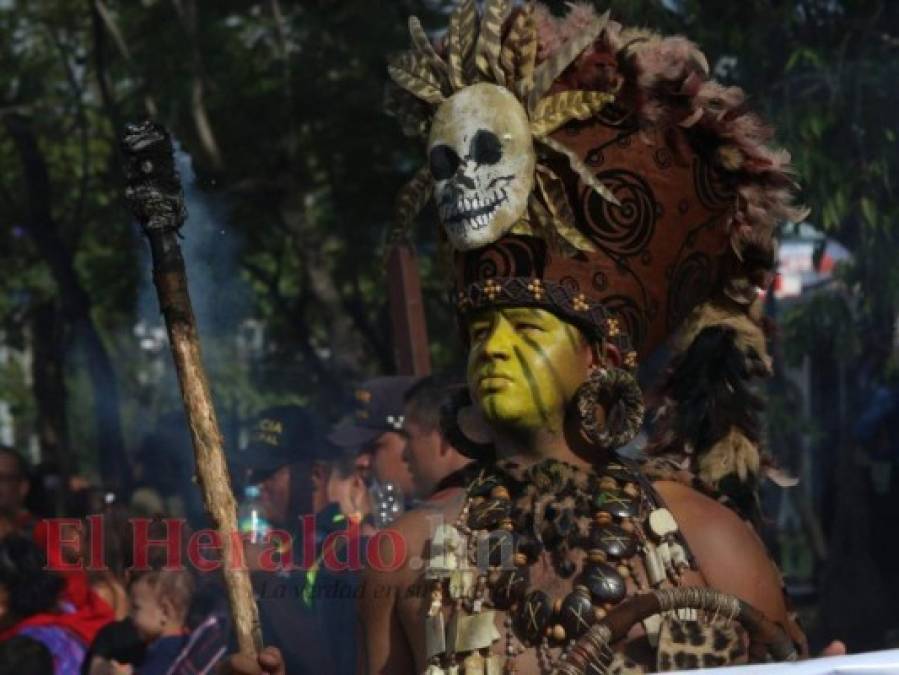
[422,458,695,674]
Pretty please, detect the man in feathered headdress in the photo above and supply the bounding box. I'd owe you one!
[357,2,820,673]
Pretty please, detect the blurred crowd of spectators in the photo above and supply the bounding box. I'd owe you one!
[0,374,470,674]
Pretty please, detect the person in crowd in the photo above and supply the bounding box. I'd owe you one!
[89,504,134,621]
[309,444,376,675]
[401,377,473,500]
[57,495,134,623]
[83,517,228,675]
[0,446,35,539]
[328,376,419,503]
[0,535,89,673]
[128,568,195,675]
[0,634,55,675]
[82,616,145,675]
[231,405,339,674]
[234,405,332,544]
[33,511,119,644]
[325,445,375,536]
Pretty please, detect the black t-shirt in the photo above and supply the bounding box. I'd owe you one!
[252,502,363,675]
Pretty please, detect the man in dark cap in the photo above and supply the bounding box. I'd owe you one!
[233,405,341,674]
[328,376,420,504]
[236,405,331,531]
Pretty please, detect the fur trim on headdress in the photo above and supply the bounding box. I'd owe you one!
[644,298,774,522]
[673,299,771,373]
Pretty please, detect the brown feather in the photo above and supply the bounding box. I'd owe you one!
[392,165,434,243]
[476,0,511,84]
[500,2,538,96]
[527,10,609,111]
[408,16,450,92]
[673,299,771,374]
[383,83,431,139]
[387,52,446,105]
[538,135,620,207]
[530,90,615,137]
[536,166,597,252]
[447,0,479,89]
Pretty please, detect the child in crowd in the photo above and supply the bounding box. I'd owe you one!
[128,569,194,675]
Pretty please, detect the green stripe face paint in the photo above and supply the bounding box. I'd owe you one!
[466,308,590,433]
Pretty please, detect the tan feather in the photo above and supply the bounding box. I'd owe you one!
[526,194,553,240]
[527,10,610,112]
[447,0,479,89]
[408,16,450,91]
[530,90,615,137]
[538,135,621,207]
[527,194,579,257]
[698,427,760,487]
[387,52,446,105]
[392,165,434,243]
[476,0,511,85]
[500,3,538,96]
[508,218,537,238]
[383,83,430,139]
[536,166,597,252]
[527,192,553,232]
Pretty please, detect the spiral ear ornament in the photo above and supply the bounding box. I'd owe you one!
[440,386,496,462]
[575,367,644,451]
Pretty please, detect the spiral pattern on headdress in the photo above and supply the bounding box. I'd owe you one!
[462,236,546,284]
[581,169,657,259]
[693,157,735,211]
[667,252,714,331]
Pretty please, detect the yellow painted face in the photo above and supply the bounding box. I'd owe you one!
[466,307,591,434]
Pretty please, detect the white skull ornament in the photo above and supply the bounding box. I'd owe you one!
[428,83,536,250]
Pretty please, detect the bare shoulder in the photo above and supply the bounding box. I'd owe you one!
[364,488,466,588]
[358,489,467,675]
[652,480,791,626]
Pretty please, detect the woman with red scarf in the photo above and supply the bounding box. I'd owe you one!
[0,534,114,673]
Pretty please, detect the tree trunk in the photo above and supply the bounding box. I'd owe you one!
[30,302,70,472]
[29,301,70,516]
[4,113,128,491]
[280,190,373,390]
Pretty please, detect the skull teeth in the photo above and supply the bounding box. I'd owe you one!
[440,190,510,230]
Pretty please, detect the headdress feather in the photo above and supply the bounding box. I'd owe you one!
[476,0,512,85]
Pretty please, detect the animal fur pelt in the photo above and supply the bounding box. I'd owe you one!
[644,300,773,522]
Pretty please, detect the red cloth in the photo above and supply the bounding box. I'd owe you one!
[7,519,118,645]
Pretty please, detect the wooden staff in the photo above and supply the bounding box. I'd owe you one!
[386,243,432,376]
[121,121,262,657]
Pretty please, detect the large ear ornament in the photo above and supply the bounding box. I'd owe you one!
[440,386,496,461]
[573,367,644,451]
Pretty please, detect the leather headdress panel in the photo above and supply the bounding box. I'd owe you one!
[455,105,734,359]
[388,1,803,367]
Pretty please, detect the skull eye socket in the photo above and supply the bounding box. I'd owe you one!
[470,130,503,166]
[429,145,460,181]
